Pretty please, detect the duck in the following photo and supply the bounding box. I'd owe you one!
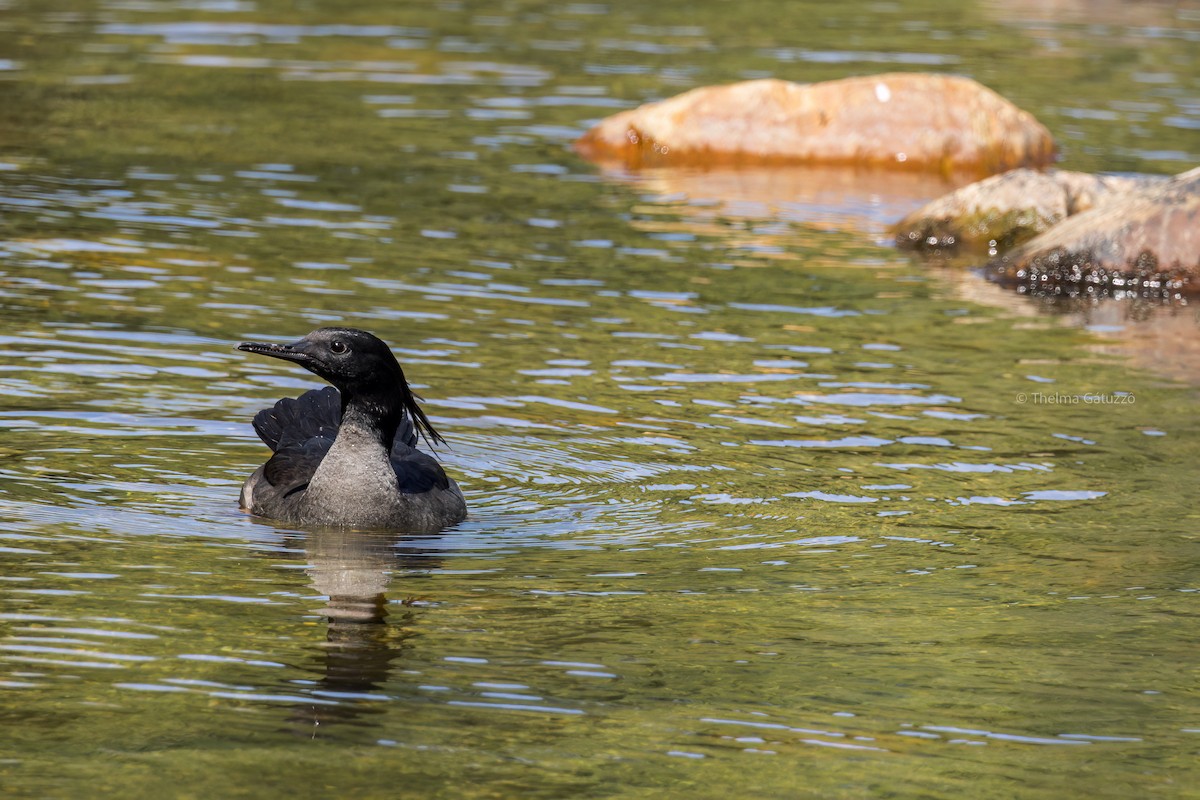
[237,327,467,531]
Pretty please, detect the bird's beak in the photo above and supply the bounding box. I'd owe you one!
[237,338,312,365]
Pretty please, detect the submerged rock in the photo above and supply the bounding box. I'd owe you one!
[986,166,1200,298]
[894,169,1166,252]
[575,74,1056,175]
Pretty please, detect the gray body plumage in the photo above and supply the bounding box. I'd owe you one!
[238,328,467,532]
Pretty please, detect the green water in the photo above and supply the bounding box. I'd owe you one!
[1,1,1198,797]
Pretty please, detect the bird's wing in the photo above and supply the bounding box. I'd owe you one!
[389,442,451,494]
[252,386,342,452]
[262,435,334,498]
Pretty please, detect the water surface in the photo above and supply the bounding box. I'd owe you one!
[1,1,1198,798]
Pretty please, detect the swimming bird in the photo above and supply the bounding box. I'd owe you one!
[237,327,467,531]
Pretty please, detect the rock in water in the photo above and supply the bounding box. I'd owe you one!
[894,169,1168,252]
[575,74,1055,175]
[987,166,1200,298]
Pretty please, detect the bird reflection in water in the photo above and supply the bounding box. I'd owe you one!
[287,528,444,736]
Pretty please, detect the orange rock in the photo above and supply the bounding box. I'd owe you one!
[575,74,1056,176]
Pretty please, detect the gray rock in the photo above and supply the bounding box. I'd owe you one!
[894,168,1166,252]
[986,166,1200,298]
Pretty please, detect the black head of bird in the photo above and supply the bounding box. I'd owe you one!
[238,327,445,448]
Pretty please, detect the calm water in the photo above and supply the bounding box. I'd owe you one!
[1,1,1199,798]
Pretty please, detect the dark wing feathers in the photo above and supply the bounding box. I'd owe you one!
[252,386,342,452]
[253,387,341,497]
[263,437,333,498]
[390,445,451,494]
[252,386,447,496]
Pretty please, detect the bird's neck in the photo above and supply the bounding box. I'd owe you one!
[339,389,404,451]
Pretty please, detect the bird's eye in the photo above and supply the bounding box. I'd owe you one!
[329,340,348,354]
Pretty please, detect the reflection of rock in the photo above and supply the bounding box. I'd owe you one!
[894,168,1166,252]
[575,75,1055,175]
[1080,305,1200,386]
[984,0,1181,26]
[617,165,965,239]
[986,167,1200,298]
[938,265,1200,385]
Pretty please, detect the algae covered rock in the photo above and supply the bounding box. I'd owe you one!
[894,169,1167,252]
[986,166,1200,298]
[575,74,1056,175]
